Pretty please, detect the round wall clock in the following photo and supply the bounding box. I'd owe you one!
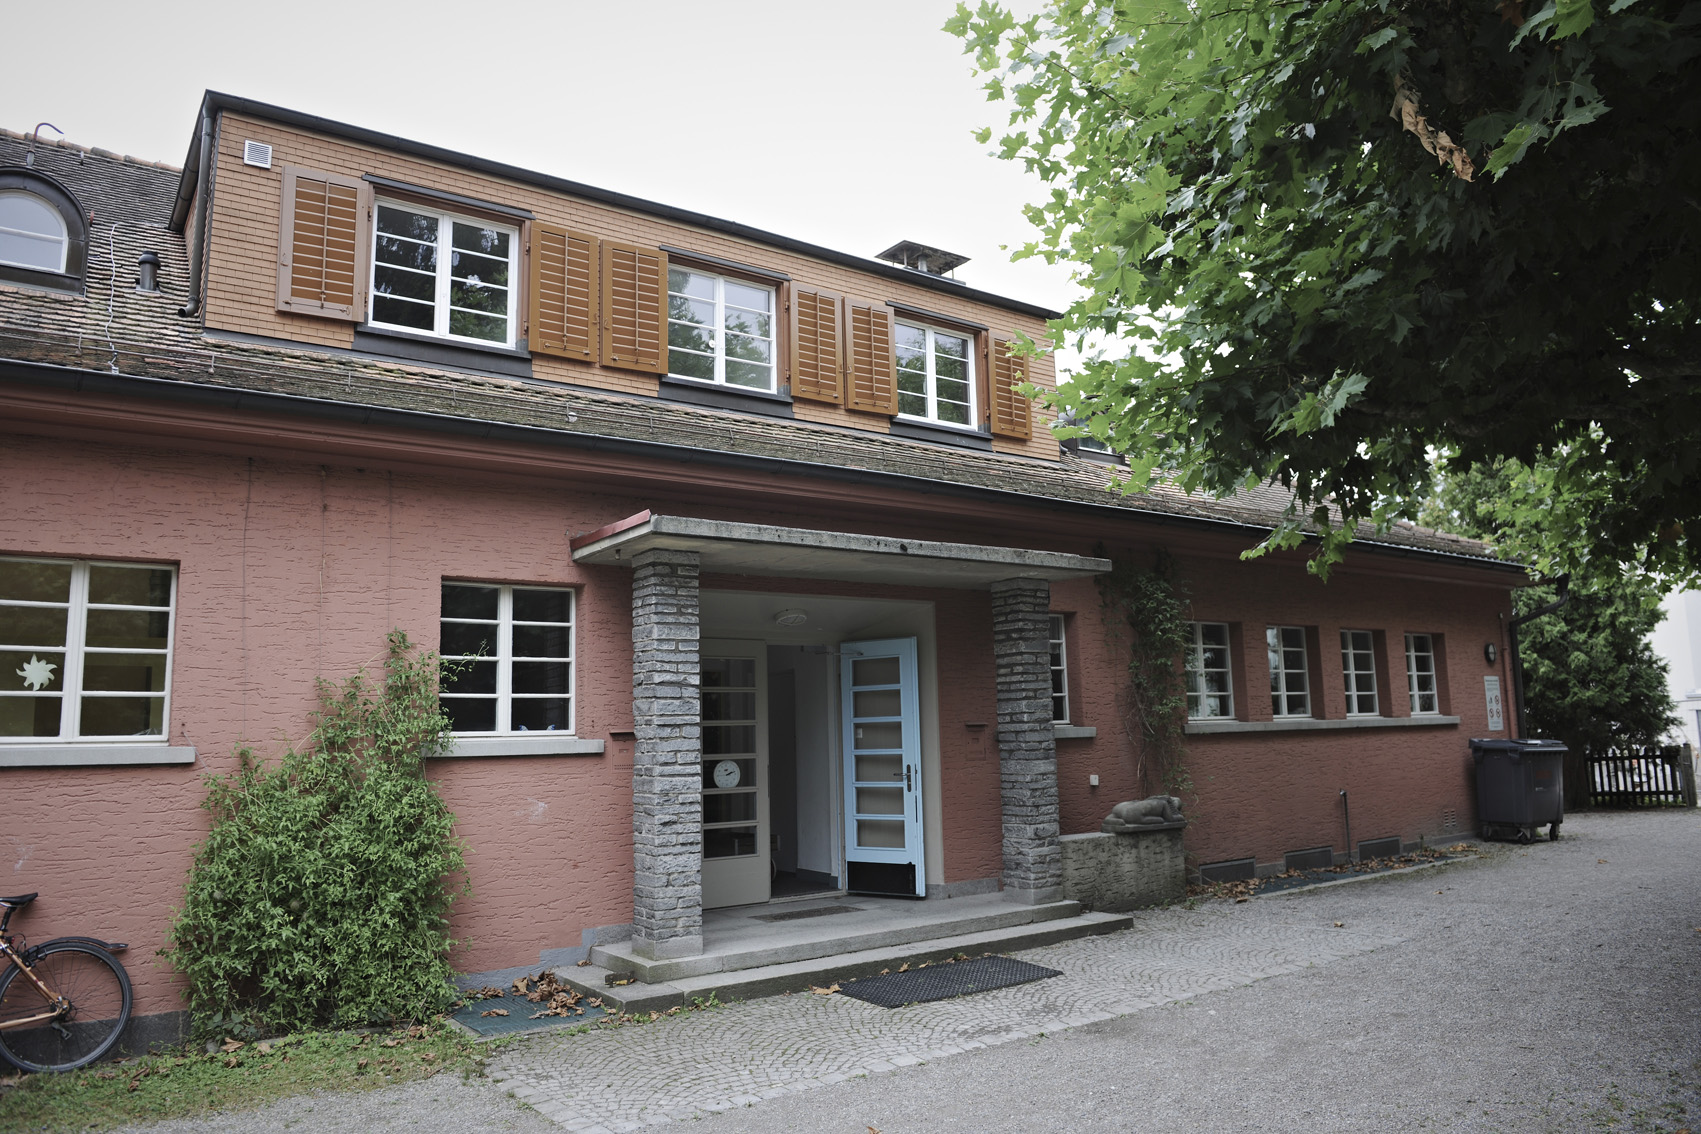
[713,759,742,788]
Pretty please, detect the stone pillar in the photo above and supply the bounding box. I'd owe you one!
[992,577,1064,904]
[629,547,704,959]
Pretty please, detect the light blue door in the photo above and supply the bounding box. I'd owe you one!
[840,637,924,897]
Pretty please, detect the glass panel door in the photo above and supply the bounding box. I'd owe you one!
[700,640,769,909]
[839,637,924,897]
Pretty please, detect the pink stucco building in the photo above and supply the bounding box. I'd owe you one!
[0,95,1523,1043]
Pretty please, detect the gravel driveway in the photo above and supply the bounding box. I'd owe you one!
[111,807,1700,1133]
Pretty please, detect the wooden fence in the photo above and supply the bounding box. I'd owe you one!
[1586,745,1698,808]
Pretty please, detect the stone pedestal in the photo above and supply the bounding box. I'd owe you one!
[1059,828,1187,911]
[629,548,703,960]
[992,577,1062,904]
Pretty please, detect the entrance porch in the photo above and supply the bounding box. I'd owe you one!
[569,512,1111,966]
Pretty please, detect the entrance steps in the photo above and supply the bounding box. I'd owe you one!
[557,894,1132,1014]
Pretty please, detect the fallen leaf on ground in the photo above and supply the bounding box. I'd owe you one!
[809,983,840,995]
[511,977,531,996]
[380,1039,401,1048]
[255,1041,272,1054]
[219,1039,244,1053]
[897,963,909,973]
[1332,922,1345,928]
[1234,896,1249,903]
[419,1052,437,1062]
[576,959,591,967]
[481,1008,509,1017]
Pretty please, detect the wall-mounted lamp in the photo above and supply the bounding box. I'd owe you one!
[1484,642,1498,664]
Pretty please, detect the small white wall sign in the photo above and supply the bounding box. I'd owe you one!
[1484,675,1504,732]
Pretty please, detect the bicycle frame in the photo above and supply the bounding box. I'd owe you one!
[0,937,70,1033]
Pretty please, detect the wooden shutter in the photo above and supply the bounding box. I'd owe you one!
[844,296,896,414]
[275,166,370,321]
[989,336,1033,440]
[789,286,844,403]
[530,225,598,360]
[600,240,667,373]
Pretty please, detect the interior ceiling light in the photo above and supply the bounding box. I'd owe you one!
[773,609,808,627]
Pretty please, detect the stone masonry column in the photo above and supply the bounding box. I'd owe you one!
[992,577,1064,904]
[629,547,704,960]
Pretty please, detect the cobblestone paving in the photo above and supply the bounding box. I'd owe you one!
[488,910,1403,1132]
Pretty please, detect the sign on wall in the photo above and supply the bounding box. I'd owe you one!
[1484,675,1504,733]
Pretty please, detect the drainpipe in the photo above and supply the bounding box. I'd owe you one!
[177,112,214,319]
[1340,789,1352,862]
[1507,574,1570,739]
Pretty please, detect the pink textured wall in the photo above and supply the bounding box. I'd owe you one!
[1,425,1516,1021]
[1049,552,1514,868]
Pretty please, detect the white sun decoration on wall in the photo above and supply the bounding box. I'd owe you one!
[16,656,56,691]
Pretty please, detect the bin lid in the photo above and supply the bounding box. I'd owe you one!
[1470,737,1569,756]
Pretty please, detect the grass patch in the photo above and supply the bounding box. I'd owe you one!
[0,1019,496,1132]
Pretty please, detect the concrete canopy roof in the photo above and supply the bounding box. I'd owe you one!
[570,512,1111,588]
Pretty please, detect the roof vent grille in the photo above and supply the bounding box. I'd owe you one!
[242,140,273,169]
[876,240,970,279]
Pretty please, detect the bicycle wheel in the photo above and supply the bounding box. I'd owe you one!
[0,940,132,1072]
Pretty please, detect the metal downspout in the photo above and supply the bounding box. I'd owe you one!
[1507,575,1571,739]
[177,113,214,319]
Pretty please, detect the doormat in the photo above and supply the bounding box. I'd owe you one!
[838,955,1061,1009]
[451,974,609,1037]
[753,904,864,923]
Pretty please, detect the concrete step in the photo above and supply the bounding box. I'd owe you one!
[555,909,1132,1015]
[590,898,1085,985]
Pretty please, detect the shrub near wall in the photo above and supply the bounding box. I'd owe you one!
[165,633,467,1038]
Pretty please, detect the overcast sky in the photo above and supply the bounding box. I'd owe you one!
[1,0,1076,318]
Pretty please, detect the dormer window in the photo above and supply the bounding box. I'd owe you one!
[895,322,975,427]
[0,191,67,271]
[370,201,517,347]
[0,171,88,293]
[667,268,776,392]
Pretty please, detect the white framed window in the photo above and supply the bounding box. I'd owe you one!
[896,322,975,427]
[1340,630,1379,716]
[439,583,574,734]
[667,267,776,391]
[1186,621,1234,719]
[1048,614,1070,724]
[1267,625,1311,717]
[1406,633,1440,715]
[0,191,68,273]
[0,557,176,742]
[370,202,518,346]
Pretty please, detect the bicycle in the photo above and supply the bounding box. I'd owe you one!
[0,893,133,1072]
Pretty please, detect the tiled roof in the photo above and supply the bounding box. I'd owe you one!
[0,131,1507,570]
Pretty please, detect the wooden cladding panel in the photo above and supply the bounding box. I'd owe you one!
[531,226,598,360]
[276,166,370,321]
[845,297,896,414]
[790,286,844,403]
[600,240,667,373]
[990,336,1033,439]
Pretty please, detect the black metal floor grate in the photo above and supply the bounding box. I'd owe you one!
[839,955,1062,1008]
[753,904,864,922]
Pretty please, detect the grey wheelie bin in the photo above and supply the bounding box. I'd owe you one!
[1470,738,1567,843]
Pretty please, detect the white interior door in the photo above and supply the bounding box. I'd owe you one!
[701,639,769,909]
[840,637,924,897]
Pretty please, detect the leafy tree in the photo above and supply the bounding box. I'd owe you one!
[948,0,1701,585]
[165,632,467,1038]
[1422,462,1677,762]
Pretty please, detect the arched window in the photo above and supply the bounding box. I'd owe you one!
[0,170,88,292]
[0,191,68,272]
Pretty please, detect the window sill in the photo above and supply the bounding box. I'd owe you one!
[889,417,993,451]
[0,264,83,296]
[658,375,794,418]
[0,744,196,768]
[1186,715,1462,736]
[438,734,606,759]
[353,324,533,378]
[1054,724,1097,740]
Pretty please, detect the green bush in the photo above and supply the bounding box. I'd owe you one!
[165,632,468,1038]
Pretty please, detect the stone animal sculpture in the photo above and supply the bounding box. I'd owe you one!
[1102,795,1186,833]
